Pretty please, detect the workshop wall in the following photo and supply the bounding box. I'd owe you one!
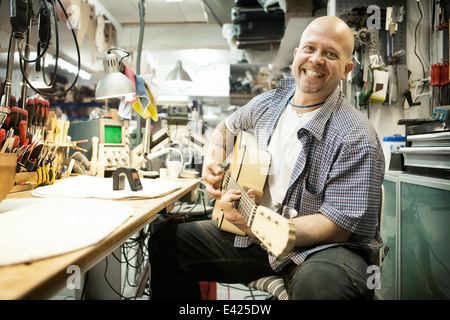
[335,0,434,141]
[369,0,432,139]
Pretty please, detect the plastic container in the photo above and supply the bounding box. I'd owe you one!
[383,136,406,171]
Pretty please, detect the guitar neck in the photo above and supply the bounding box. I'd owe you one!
[223,172,257,227]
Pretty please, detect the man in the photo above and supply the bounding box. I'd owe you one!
[148,16,384,300]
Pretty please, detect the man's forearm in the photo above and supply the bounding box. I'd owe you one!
[206,120,236,165]
[293,214,351,247]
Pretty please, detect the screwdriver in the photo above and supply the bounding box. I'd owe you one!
[2,106,11,129]
[26,98,35,130]
[42,100,49,128]
[39,99,45,127]
[3,95,17,131]
[16,108,24,132]
[435,63,442,106]
[19,120,27,146]
[0,128,5,148]
[11,135,20,152]
[33,98,42,127]
[431,64,437,108]
[9,95,17,109]
[9,106,21,132]
[22,109,28,126]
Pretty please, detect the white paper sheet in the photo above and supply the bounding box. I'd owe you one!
[0,198,134,266]
[31,175,182,200]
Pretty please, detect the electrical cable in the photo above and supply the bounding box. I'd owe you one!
[103,256,131,300]
[42,0,59,87]
[18,0,52,64]
[0,34,14,101]
[80,271,88,300]
[115,226,152,297]
[108,47,131,66]
[413,0,426,100]
[136,0,145,75]
[16,0,81,97]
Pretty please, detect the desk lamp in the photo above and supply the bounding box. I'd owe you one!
[145,147,184,164]
[95,50,136,100]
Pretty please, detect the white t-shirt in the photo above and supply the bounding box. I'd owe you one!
[226,105,319,210]
[260,105,319,210]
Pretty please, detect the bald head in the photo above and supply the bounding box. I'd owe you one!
[301,16,355,61]
[291,15,355,102]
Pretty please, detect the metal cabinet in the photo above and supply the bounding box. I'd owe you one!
[377,173,450,300]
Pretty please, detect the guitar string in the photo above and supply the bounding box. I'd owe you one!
[223,173,257,225]
[228,178,256,218]
[224,171,289,256]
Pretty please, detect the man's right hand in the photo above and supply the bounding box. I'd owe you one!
[202,119,234,199]
[202,158,224,200]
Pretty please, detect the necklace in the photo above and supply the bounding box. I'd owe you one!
[288,97,325,108]
[289,97,325,118]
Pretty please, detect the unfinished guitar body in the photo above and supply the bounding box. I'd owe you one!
[211,132,296,258]
[212,131,271,235]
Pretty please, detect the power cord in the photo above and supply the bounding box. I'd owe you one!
[16,0,82,97]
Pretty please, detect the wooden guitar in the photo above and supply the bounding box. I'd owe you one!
[211,131,296,258]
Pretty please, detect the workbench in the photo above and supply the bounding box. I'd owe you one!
[0,178,200,300]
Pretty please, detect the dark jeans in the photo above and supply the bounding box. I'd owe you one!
[148,219,373,300]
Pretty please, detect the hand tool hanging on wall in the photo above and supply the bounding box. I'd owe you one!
[2,0,32,110]
[359,67,373,106]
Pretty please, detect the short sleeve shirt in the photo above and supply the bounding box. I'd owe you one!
[227,77,385,272]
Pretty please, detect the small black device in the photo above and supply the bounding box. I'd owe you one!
[112,167,143,192]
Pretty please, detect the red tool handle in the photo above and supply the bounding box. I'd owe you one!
[431,64,437,86]
[443,63,450,85]
[22,110,28,127]
[10,106,21,130]
[19,120,27,146]
[9,95,17,108]
[33,98,42,126]
[40,100,46,125]
[18,108,24,124]
[26,99,35,128]
[0,128,5,147]
[42,100,49,126]
[2,106,10,129]
[11,135,20,151]
[436,64,443,87]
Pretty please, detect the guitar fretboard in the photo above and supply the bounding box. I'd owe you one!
[223,172,257,227]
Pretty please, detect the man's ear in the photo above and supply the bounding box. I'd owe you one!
[342,61,354,80]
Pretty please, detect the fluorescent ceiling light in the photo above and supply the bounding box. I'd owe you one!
[157,94,189,103]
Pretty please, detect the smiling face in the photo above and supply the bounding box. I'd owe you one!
[292,17,355,104]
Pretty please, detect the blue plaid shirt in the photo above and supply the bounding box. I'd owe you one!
[228,78,385,272]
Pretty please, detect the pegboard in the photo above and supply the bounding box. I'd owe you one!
[336,0,408,66]
[335,0,409,111]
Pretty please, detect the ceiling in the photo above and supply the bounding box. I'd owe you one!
[96,0,221,25]
[0,0,323,102]
[57,0,235,83]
